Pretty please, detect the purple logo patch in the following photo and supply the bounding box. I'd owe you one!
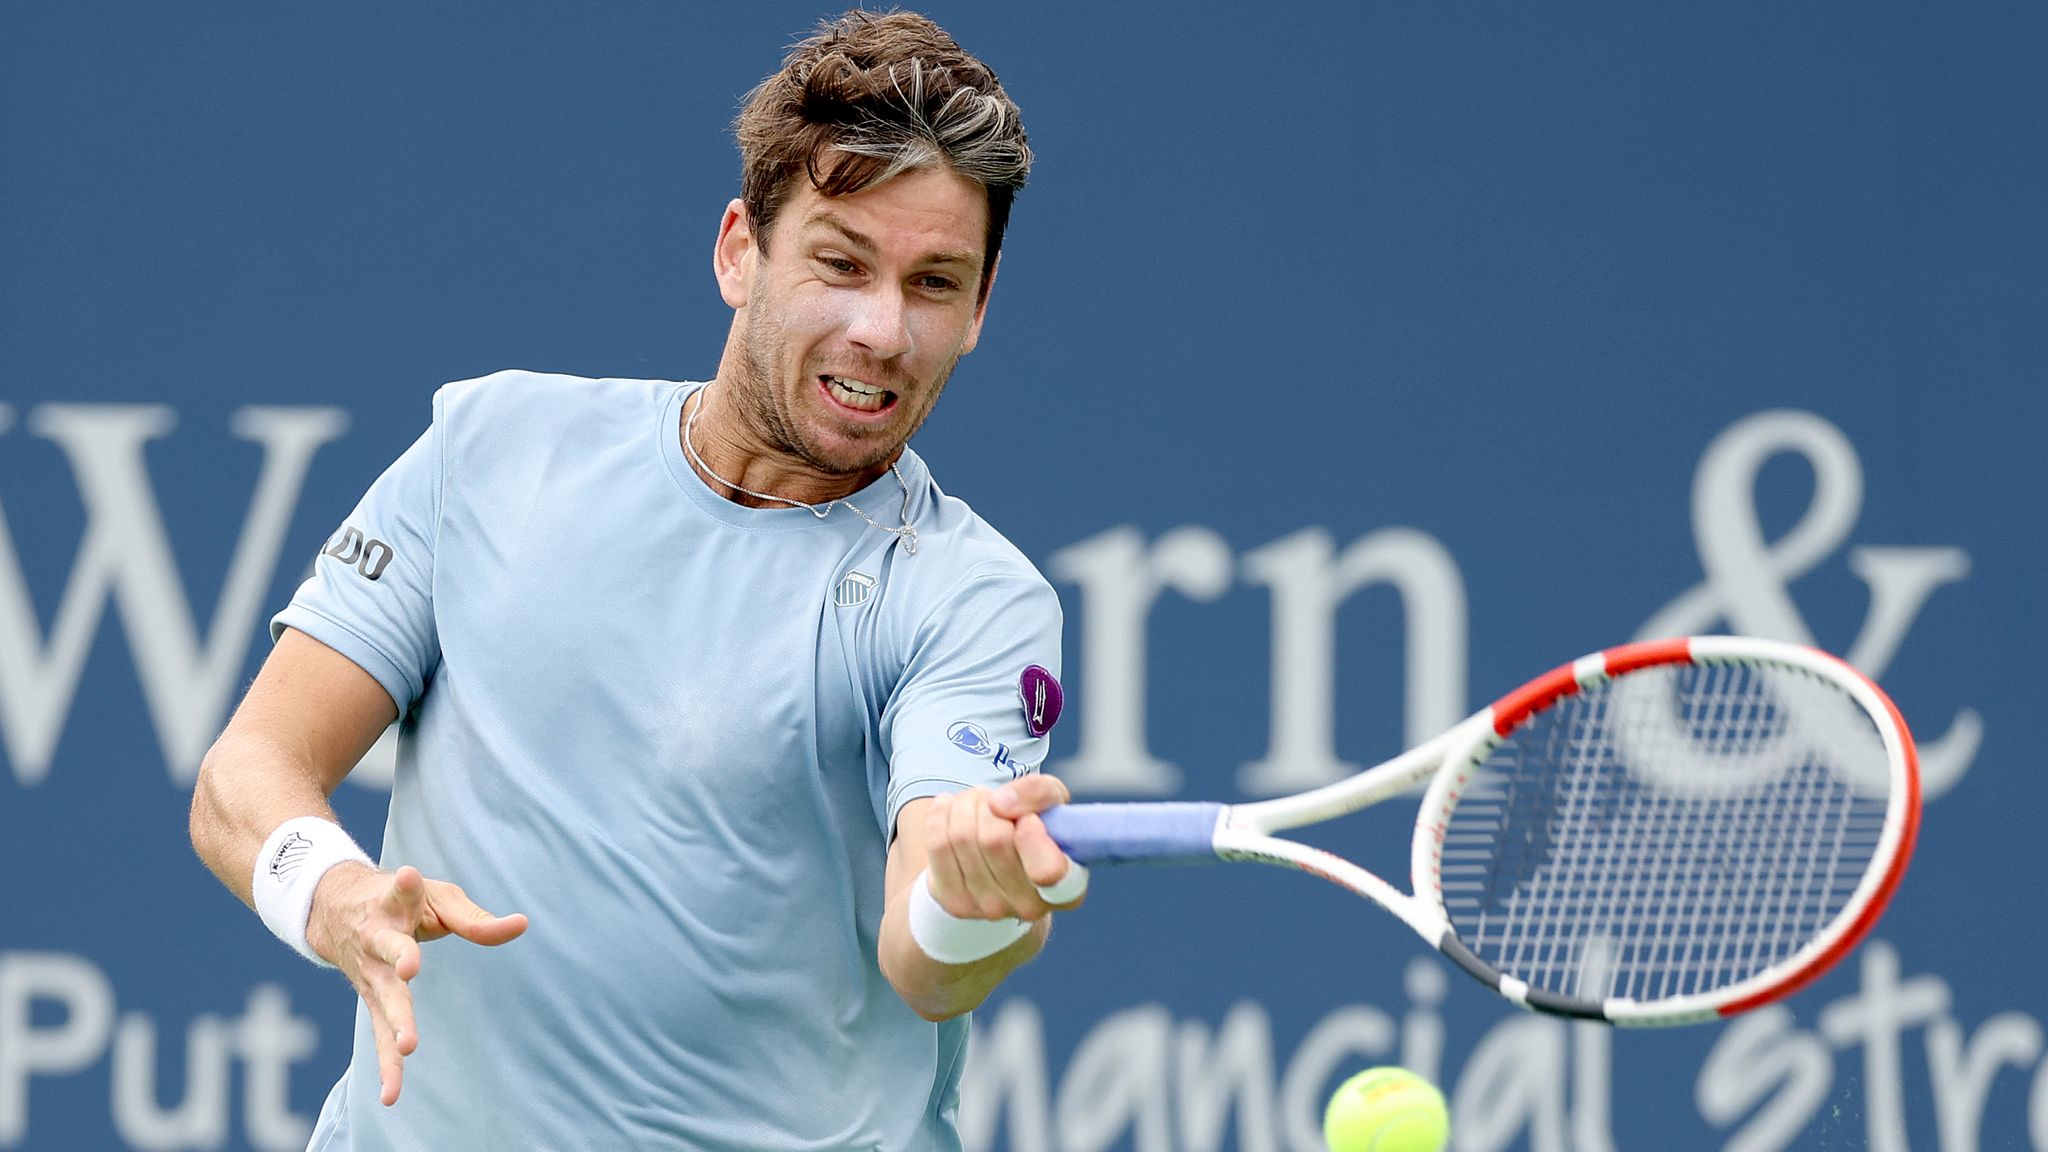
[1018,665,1063,738]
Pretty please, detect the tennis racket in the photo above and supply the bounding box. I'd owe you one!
[1040,636,1919,1025]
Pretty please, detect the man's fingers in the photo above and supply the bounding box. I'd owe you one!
[384,865,427,923]
[456,911,530,946]
[372,927,422,982]
[377,1047,404,1106]
[987,773,1070,819]
[337,865,527,1110]
[419,879,530,945]
[924,790,1069,920]
[975,801,1049,919]
[922,795,974,915]
[1014,813,1080,897]
[367,990,407,1106]
[950,789,1013,920]
[361,943,419,1054]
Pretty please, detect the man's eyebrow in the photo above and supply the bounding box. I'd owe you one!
[808,212,981,272]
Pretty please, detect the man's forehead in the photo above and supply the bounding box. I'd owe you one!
[802,211,981,272]
[782,172,987,267]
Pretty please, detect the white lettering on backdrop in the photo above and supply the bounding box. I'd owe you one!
[960,944,2047,1152]
[0,952,318,1151]
[6,944,2039,1151]
[0,407,1968,800]
[1638,409,1976,796]
[1050,410,1966,799]
[0,404,347,785]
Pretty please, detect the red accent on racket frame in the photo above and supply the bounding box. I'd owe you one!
[1490,665,1585,736]
[1600,636,1696,677]
[1718,657,1921,1018]
[1488,639,1697,737]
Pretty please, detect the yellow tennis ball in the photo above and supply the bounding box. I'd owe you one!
[1323,1066,1450,1152]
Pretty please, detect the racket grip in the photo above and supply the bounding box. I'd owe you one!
[1039,802,1225,864]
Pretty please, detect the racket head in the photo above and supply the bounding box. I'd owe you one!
[1412,636,1918,1025]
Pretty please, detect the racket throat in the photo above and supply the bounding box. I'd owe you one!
[1213,826,1446,945]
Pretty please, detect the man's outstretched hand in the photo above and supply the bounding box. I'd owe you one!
[306,863,528,1105]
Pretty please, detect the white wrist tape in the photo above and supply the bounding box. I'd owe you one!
[253,816,372,967]
[906,863,1091,965]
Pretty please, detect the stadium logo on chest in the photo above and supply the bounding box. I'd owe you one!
[834,570,877,608]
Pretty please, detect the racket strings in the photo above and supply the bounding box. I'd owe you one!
[1440,661,1889,1004]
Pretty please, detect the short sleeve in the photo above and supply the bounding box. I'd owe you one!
[882,569,1064,833]
[271,410,442,715]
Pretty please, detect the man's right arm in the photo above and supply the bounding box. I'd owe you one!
[189,627,528,1106]
[189,627,395,904]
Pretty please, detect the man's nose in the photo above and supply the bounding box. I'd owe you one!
[846,287,913,361]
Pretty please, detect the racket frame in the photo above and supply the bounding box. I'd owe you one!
[1051,635,1919,1026]
[1408,635,1917,1024]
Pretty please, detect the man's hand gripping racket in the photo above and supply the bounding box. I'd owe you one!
[1040,636,1919,1026]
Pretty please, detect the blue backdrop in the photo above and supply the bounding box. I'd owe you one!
[3,3,2042,1149]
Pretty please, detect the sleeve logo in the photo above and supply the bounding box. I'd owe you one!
[946,721,993,757]
[1018,665,1064,738]
[322,526,394,581]
[945,720,1033,778]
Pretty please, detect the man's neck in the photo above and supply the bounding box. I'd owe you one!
[680,383,892,508]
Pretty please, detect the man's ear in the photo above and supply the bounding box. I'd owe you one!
[714,199,754,309]
[961,254,998,355]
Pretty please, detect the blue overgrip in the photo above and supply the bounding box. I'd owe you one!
[1039,802,1226,864]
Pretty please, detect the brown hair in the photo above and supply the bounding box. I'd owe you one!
[735,10,1031,299]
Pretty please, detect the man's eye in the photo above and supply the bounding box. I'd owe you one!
[917,275,959,292]
[821,256,860,275]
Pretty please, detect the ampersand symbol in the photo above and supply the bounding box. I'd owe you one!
[1638,410,1977,797]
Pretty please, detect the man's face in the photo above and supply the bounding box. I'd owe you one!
[716,165,992,477]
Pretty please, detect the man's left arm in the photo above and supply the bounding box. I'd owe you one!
[879,775,1082,1021]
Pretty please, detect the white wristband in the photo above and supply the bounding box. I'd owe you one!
[906,863,1090,965]
[908,871,1029,963]
[1036,861,1091,905]
[253,816,373,967]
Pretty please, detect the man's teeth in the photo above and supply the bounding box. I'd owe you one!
[825,376,889,411]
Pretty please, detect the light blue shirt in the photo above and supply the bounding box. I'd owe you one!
[275,372,1063,1151]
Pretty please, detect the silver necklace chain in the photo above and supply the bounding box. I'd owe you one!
[682,388,920,554]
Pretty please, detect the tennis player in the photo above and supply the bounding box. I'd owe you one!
[189,11,1077,1149]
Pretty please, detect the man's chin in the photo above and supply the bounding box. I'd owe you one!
[793,394,928,475]
[800,435,903,480]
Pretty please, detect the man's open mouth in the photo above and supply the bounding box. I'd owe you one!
[822,374,896,414]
